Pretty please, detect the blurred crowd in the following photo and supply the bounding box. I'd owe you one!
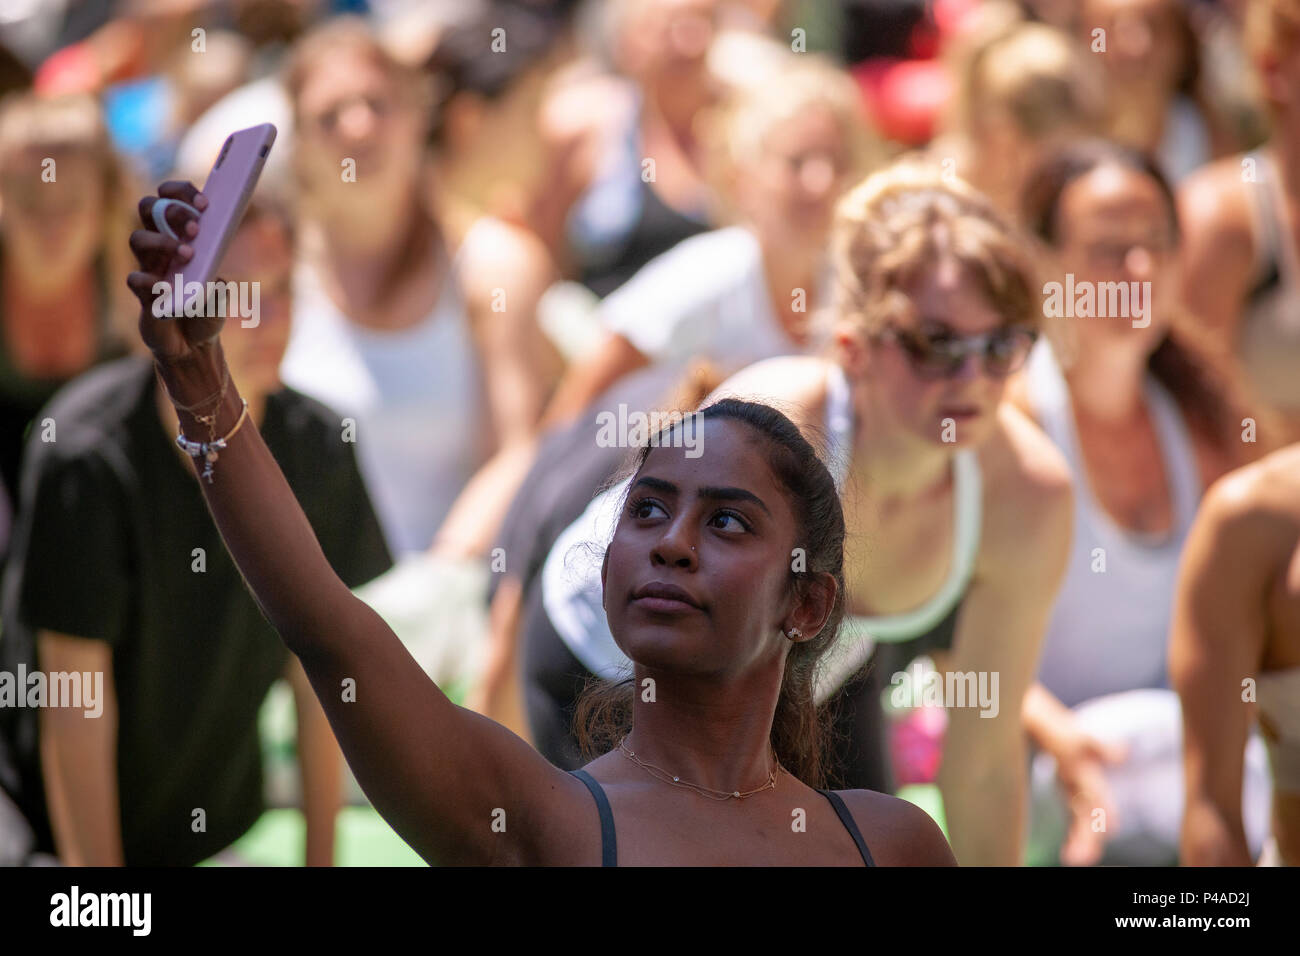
[0,0,1297,868]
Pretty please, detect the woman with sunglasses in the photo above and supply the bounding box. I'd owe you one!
[528,162,1074,866]
[1009,140,1257,866]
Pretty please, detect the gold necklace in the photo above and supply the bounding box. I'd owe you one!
[617,737,782,801]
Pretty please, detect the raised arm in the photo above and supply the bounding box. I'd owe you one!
[126,182,580,866]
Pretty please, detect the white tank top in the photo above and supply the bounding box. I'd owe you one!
[279,231,490,556]
[1025,342,1201,708]
[1257,666,1300,794]
[815,363,983,704]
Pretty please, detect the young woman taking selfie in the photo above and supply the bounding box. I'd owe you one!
[126,181,954,866]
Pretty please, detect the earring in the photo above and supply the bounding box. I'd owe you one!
[787,627,803,640]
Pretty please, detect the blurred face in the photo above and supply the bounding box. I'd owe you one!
[293,49,427,212]
[0,145,104,276]
[1051,163,1178,354]
[601,419,800,678]
[217,215,294,398]
[738,105,852,249]
[860,260,1025,449]
[623,0,719,87]
[1082,0,1186,95]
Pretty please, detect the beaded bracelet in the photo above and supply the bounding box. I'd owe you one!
[176,399,250,484]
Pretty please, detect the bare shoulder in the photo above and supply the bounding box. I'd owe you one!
[838,789,957,866]
[458,217,554,297]
[1198,443,1300,541]
[537,65,632,149]
[704,356,835,431]
[1176,157,1254,253]
[976,402,1073,566]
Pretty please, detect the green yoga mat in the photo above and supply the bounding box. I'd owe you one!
[199,807,424,867]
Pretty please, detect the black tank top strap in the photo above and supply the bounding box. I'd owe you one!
[570,769,617,867]
[817,789,877,867]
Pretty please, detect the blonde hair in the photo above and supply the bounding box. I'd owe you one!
[951,19,1103,141]
[831,161,1039,334]
[702,54,878,220]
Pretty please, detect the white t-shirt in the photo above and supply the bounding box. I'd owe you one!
[279,248,490,556]
[600,226,830,374]
[542,477,634,679]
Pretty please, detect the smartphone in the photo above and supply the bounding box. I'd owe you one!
[173,123,277,292]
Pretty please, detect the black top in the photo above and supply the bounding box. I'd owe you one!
[577,179,712,299]
[569,768,876,866]
[0,355,394,865]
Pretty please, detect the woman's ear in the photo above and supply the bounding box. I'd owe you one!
[834,321,870,380]
[786,571,837,643]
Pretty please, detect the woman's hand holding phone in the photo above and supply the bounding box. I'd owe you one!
[127,181,230,403]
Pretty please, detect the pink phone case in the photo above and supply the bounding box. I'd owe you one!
[176,123,277,291]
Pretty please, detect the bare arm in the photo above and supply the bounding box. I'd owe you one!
[1170,475,1273,866]
[939,413,1073,866]
[127,183,580,866]
[432,221,562,558]
[465,576,535,741]
[538,331,650,429]
[38,631,122,866]
[288,656,340,866]
[1176,164,1255,350]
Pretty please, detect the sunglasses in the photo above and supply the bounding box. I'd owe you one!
[875,323,1038,380]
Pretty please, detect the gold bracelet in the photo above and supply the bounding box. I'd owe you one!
[172,364,230,419]
[175,399,249,484]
